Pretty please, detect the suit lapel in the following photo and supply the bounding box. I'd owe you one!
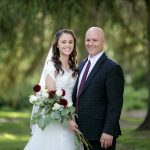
[76,59,88,88]
[73,58,88,99]
[80,53,107,96]
[79,58,88,73]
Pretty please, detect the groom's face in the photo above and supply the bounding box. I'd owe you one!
[85,29,104,57]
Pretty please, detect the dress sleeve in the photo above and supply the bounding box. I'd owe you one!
[44,61,56,81]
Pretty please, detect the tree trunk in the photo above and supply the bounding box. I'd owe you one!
[137,0,150,130]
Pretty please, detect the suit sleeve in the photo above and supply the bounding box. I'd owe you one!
[103,65,124,136]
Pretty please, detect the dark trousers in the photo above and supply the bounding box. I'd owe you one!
[84,139,116,150]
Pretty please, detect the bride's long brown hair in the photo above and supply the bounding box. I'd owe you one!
[51,29,78,77]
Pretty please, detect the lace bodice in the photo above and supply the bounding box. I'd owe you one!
[44,61,77,102]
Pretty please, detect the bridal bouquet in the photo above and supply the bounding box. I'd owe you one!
[29,84,92,150]
[29,84,75,130]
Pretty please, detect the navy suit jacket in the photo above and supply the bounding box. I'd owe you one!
[72,53,124,140]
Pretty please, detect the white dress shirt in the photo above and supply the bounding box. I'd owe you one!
[77,51,104,95]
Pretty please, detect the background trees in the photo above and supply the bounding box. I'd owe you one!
[0,0,149,129]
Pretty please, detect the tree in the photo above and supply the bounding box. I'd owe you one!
[0,0,148,114]
[137,0,150,130]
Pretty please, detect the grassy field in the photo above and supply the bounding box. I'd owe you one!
[0,109,150,150]
[0,110,30,150]
[117,110,150,150]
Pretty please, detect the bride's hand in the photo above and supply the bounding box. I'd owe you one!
[68,120,79,132]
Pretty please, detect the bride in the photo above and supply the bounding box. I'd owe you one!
[24,29,81,150]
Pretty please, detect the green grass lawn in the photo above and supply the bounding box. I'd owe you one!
[0,109,150,150]
[117,111,150,150]
[0,110,31,150]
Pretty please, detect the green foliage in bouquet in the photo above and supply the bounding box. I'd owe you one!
[29,84,75,130]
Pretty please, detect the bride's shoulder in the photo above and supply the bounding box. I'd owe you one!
[46,60,55,68]
[45,60,56,73]
[44,60,56,80]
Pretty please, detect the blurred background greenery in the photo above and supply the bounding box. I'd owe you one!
[0,0,150,149]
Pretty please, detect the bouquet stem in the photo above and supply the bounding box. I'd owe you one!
[75,130,93,150]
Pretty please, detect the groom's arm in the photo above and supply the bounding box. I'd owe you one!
[103,65,124,135]
[100,65,124,148]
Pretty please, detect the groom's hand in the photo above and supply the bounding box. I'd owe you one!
[68,120,79,132]
[100,133,113,149]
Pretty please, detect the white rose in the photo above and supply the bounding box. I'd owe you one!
[41,88,48,93]
[52,103,61,110]
[29,95,38,104]
[56,89,63,97]
[36,92,42,99]
[41,92,49,98]
[67,102,73,107]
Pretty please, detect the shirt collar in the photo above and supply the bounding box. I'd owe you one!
[88,51,104,63]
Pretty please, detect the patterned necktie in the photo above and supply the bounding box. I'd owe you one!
[76,60,91,113]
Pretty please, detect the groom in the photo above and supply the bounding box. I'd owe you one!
[70,27,124,150]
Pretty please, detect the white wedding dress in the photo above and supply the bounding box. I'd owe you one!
[24,61,82,150]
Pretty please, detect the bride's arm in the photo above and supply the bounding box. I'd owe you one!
[45,75,56,91]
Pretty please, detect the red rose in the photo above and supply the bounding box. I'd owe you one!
[59,99,68,107]
[61,89,66,96]
[49,90,56,98]
[33,84,41,92]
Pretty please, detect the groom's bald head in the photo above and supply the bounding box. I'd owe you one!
[86,27,104,41]
[85,27,105,57]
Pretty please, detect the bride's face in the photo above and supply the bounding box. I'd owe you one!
[57,33,74,56]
